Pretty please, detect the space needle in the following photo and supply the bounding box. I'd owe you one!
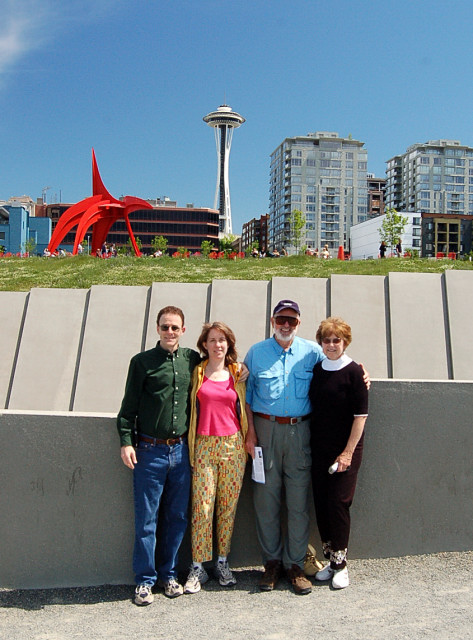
[203,104,245,236]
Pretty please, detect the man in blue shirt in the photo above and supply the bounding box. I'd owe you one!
[244,299,324,595]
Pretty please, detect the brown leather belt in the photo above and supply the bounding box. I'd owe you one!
[255,412,311,425]
[139,435,185,446]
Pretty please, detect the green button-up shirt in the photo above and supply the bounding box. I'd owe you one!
[117,342,201,447]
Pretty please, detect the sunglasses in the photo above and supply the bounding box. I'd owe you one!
[274,315,299,327]
[322,337,342,345]
[159,324,181,332]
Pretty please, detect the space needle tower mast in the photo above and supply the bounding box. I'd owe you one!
[203,104,245,236]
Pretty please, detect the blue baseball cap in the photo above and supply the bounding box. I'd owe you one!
[272,299,301,316]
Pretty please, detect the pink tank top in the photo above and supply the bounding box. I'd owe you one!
[196,376,240,436]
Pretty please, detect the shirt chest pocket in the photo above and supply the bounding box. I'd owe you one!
[256,369,284,401]
[294,371,313,399]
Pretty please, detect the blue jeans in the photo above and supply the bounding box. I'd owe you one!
[132,439,191,586]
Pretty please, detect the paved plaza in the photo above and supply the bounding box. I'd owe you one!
[1,552,472,640]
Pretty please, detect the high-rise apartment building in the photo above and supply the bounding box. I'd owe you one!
[386,139,473,215]
[269,132,368,252]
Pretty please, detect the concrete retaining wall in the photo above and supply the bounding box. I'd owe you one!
[1,274,473,588]
[2,272,473,415]
[1,380,472,589]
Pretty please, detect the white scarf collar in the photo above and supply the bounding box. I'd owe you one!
[321,353,352,371]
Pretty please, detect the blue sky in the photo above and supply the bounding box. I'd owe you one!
[1,0,473,233]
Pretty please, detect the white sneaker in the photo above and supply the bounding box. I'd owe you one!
[134,584,154,606]
[160,577,184,598]
[315,564,334,581]
[215,560,237,586]
[332,566,349,589]
[184,565,209,594]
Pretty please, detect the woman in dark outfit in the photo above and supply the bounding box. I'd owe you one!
[309,317,368,589]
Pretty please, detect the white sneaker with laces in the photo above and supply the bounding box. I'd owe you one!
[315,564,335,581]
[160,577,184,598]
[215,560,237,587]
[134,584,154,606]
[332,566,349,589]
[184,565,209,594]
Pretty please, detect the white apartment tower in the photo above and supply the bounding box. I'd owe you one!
[269,132,368,252]
[386,139,473,215]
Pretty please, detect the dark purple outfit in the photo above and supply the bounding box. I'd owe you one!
[309,359,368,568]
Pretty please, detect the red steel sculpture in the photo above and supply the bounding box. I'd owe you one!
[47,149,152,256]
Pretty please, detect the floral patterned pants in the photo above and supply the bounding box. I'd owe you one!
[191,432,247,563]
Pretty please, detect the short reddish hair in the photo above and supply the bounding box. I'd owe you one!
[316,316,352,348]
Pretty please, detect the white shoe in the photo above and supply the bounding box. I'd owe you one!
[315,564,334,581]
[134,584,154,605]
[184,565,209,594]
[332,566,349,589]
[159,577,184,598]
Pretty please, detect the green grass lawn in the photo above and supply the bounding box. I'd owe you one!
[0,254,472,291]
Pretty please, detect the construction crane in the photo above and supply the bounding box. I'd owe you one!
[42,186,51,204]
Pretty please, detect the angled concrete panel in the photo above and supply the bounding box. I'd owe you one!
[144,281,210,350]
[0,291,27,408]
[331,274,388,377]
[444,270,473,380]
[209,279,269,358]
[389,273,448,379]
[73,285,149,412]
[271,277,328,341]
[8,288,88,411]
[0,412,133,588]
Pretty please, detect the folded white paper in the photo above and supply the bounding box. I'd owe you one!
[252,446,265,483]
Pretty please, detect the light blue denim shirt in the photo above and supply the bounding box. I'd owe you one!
[244,335,325,417]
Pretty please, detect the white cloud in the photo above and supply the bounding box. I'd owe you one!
[0,0,125,81]
[0,0,53,76]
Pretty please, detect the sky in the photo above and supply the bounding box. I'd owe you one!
[1,0,473,233]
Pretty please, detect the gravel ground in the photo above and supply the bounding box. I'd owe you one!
[1,551,472,640]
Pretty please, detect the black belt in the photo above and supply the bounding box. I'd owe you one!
[255,413,311,425]
[139,435,186,446]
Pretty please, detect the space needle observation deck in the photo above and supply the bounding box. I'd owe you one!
[203,104,245,236]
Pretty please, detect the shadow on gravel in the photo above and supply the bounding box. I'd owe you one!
[0,585,132,611]
[0,570,267,611]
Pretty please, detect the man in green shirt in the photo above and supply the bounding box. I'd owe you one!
[117,305,201,606]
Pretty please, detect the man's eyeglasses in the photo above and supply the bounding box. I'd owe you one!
[159,324,181,332]
[274,316,299,328]
[322,337,342,345]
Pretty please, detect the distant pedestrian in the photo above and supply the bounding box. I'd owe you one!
[396,239,402,257]
[379,241,387,258]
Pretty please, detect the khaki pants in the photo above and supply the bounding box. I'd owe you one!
[252,415,312,569]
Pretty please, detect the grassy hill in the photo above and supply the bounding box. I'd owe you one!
[0,254,472,291]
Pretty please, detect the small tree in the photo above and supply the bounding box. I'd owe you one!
[127,236,142,255]
[288,209,306,254]
[379,208,408,254]
[151,235,168,255]
[23,236,37,256]
[200,240,214,257]
[219,234,238,255]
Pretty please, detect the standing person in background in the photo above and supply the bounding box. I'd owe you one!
[117,306,201,606]
[396,238,402,257]
[379,241,387,258]
[184,322,248,593]
[309,317,368,590]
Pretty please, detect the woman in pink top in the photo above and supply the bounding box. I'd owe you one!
[184,322,248,594]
